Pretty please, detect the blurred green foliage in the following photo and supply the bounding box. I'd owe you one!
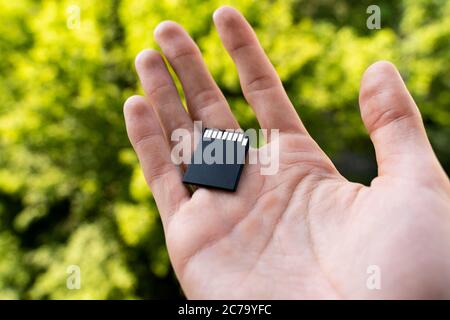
[0,0,449,299]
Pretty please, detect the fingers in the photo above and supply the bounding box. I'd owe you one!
[359,61,435,177]
[123,96,189,227]
[213,6,305,136]
[154,21,239,130]
[135,49,193,145]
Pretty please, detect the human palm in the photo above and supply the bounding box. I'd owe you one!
[124,6,450,299]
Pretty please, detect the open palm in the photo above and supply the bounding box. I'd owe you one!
[124,6,450,299]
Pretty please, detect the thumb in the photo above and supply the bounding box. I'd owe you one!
[359,61,439,179]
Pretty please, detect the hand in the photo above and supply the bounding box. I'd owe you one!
[123,6,450,299]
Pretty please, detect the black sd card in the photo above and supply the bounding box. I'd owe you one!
[182,128,249,191]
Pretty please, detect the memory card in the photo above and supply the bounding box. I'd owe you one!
[182,128,249,191]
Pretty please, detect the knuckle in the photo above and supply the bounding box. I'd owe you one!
[245,73,279,94]
[134,132,159,152]
[148,82,173,102]
[363,90,416,133]
[190,88,223,112]
[169,48,197,63]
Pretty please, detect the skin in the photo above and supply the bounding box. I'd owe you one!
[123,6,450,299]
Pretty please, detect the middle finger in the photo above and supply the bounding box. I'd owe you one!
[154,21,239,130]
